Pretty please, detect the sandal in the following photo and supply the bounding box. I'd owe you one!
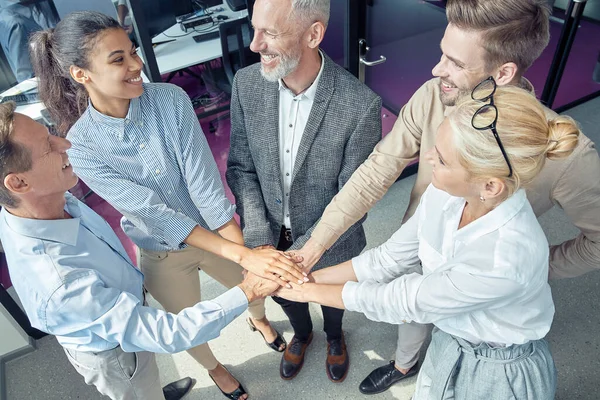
[209,369,247,400]
[247,317,287,352]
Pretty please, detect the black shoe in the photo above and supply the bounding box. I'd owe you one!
[247,317,287,352]
[326,335,349,382]
[280,333,313,380]
[358,361,419,395]
[208,366,248,400]
[162,376,194,400]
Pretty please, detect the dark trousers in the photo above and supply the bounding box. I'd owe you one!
[272,226,344,342]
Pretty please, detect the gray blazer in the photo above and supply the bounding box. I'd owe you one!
[226,52,382,270]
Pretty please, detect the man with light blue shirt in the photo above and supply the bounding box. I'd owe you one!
[0,102,278,400]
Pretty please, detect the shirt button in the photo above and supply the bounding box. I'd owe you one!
[286,214,289,217]
[286,173,290,176]
[286,149,290,153]
[289,124,293,128]
[155,169,161,174]
[285,193,289,196]
[139,143,145,149]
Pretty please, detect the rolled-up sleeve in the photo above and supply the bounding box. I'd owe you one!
[68,146,198,249]
[173,87,236,230]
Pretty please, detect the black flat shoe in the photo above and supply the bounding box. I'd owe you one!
[247,317,287,352]
[358,360,419,395]
[209,370,248,400]
[162,376,194,400]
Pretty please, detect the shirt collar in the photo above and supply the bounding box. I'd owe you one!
[278,50,325,101]
[1,193,82,246]
[87,92,143,140]
[443,189,528,243]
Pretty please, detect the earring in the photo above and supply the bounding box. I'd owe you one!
[479,195,485,202]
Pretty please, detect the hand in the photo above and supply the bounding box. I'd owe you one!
[286,237,326,274]
[274,282,309,303]
[238,272,279,303]
[239,247,308,287]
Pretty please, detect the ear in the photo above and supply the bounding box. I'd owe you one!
[4,173,30,196]
[481,177,505,201]
[494,62,518,86]
[306,21,326,49]
[70,65,90,85]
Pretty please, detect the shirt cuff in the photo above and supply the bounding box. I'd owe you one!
[311,224,340,250]
[211,286,249,323]
[341,281,361,313]
[350,253,373,282]
[203,200,237,231]
[163,213,199,248]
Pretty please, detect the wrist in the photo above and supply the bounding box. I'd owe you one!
[238,282,256,303]
[229,244,248,265]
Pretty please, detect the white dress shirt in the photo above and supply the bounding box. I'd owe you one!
[278,51,325,228]
[342,184,555,346]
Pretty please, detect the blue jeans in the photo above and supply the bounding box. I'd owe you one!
[0,2,57,82]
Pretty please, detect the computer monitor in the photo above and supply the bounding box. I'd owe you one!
[140,0,178,38]
[172,0,195,17]
[196,0,224,9]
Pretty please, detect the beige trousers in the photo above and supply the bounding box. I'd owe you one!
[138,245,265,370]
[395,322,432,370]
[64,346,164,400]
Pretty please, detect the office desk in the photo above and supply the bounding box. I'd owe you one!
[149,8,248,75]
[0,78,45,121]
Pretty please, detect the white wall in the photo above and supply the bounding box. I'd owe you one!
[0,304,29,358]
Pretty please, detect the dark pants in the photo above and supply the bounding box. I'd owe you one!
[272,226,344,342]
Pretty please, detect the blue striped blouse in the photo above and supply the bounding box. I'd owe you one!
[67,83,235,251]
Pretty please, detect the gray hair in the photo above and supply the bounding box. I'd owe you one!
[290,0,330,27]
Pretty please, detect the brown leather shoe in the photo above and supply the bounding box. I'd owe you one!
[280,333,313,380]
[326,334,349,383]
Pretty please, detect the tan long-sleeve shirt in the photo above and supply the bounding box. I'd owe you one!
[312,77,600,279]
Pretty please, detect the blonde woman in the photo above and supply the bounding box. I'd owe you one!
[276,80,580,399]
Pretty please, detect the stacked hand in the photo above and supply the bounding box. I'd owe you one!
[239,245,308,287]
[238,271,280,303]
[274,281,310,303]
[283,238,327,275]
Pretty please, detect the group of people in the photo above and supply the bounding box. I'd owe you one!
[0,0,598,399]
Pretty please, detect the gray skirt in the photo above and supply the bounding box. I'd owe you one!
[413,328,556,400]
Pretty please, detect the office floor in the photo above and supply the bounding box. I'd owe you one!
[4,91,600,399]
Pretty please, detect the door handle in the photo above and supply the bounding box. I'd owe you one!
[359,39,386,67]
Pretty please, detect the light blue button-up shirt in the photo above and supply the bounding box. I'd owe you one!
[66,83,235,251]
[0,193,248,353]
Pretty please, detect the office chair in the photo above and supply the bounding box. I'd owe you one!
[218,17,259,92]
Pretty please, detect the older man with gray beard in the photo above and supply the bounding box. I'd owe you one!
[226,0,382,383]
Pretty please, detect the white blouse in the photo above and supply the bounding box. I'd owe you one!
[342,184,554,346]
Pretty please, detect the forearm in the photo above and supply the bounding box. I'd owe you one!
[185,225,248,264]
[303,283,346,310]
[311,260,357,284]
[217,218,244,246]
[549,235,600,279]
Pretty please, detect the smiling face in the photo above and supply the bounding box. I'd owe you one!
[249,0,306,81]
[11,114,78,198]
[431,24,493,107]
[78,28,144,111]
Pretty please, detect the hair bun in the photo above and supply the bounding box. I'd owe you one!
[546,116,580,160]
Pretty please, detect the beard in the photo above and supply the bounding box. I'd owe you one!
[438,85,472,107]
[259,47,302,82]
